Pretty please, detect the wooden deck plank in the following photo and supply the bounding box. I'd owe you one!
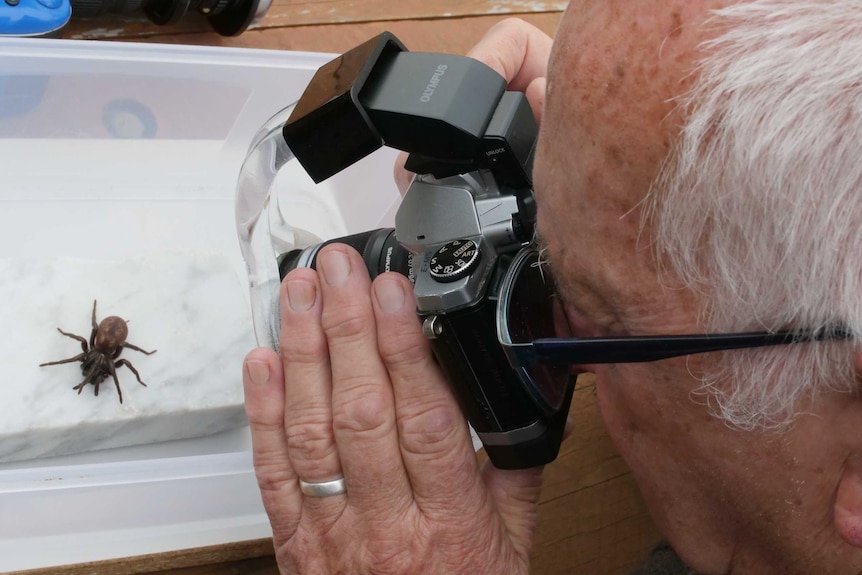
[258,0,569,27]
[104,13,564,55]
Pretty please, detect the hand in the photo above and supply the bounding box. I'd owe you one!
[243,20,554,575]
[244,246,541,573]
[394,18,553,193]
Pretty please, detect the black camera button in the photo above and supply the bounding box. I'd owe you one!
[429,240,481,283]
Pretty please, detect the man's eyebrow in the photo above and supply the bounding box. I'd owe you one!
[531,232,560,285]
[531,230,577,307]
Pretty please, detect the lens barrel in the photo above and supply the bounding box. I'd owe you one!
[278,228,413,282]
[69,0,142,16]
[69,0,263,35]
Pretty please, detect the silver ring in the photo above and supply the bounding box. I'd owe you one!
[299,475,347,497]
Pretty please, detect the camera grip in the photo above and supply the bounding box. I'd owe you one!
[425,299,573,469]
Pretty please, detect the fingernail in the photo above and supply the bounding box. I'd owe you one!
[246,360,270,387]
[286,278,316,312]
[374,277,405,314]
[318,250,351,287]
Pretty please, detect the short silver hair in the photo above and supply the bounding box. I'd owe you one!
[647,0,862,429]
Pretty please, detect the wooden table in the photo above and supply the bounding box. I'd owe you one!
[24,3,662,573]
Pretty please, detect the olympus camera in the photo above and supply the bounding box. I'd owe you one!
[275,33,575,469]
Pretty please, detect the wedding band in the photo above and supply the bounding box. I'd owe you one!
[299,476,347,497]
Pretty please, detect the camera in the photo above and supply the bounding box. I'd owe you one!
[271,33,574,469]
[0,0,265,37]
[68,0,270,36]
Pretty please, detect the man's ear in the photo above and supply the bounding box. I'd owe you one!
[835,455,862,547]
[834,349,862,547]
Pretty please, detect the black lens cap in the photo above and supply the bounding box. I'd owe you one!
[206,0,259,36]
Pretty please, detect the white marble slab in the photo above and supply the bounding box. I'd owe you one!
[0,251,256,463]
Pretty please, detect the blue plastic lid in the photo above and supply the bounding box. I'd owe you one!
[0,0,71,37]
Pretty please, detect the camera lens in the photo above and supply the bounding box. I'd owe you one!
[142,0,188,24]
[200,0,264,36]
[70,0,143,17]
[69,0,268,35]
[278,229,414,283]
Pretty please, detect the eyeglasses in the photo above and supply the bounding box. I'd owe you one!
[496,246,850,413]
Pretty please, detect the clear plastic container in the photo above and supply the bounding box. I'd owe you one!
[0,38,399,570]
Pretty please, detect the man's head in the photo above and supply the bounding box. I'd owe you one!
[534,1,862,572]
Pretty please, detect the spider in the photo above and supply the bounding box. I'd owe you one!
[40,300,157,404]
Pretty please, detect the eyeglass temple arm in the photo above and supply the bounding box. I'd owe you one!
[528,329,850,365]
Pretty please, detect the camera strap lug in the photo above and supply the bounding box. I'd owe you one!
[422,315,444,339]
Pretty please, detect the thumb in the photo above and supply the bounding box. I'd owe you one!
[525,76,547,126]
[393,151,413,197]
[482,462,544,554]
[480,413,571,548]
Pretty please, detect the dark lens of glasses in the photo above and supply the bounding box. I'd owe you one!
[504,249,574,412]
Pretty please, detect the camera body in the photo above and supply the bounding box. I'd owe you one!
[280,33,572,469]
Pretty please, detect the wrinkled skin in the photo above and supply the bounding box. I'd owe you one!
[536,1,862,573]
[244,3,862,574]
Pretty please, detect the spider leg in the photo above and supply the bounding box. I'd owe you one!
[123,342,157,355]
[106,361,124,404]
[56,328,89,353]
[89,301,99,349]
[115,359,148,388]
[40,352,86,367]
[72,362,101,395]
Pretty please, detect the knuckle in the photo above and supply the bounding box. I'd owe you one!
[245,405,283,428]
[279,332,327,365]
[284,407,331,438]
[487,18,527,44]
[284,410,338,462]
[378,328,429,369]
[321,304,373,344]
[493,16,530,35]
[332,387,393,437]
[254,460,295,494]
[397,401,462,456]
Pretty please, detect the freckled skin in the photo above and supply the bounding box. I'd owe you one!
[537,2,862,572]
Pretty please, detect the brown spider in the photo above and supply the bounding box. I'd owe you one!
[40,300,157,404]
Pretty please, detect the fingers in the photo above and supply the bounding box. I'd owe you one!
[525,76,548,126]
[371,273,487,515]
[278,268,346,512]
[467,18,553,93]
[242,347,302,538]
[393,19,552,193]
[252,242,543,570]
[467,18,552,124]
[393,151,412,197]
[314,245,415,517]
[481,463,544,556]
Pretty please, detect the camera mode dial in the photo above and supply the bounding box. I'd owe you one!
[429,240,480,283]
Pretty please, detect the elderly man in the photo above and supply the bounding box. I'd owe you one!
[242,1,862,573]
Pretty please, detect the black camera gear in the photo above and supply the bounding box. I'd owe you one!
[277,32,572,470]
[69,0,266,36]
